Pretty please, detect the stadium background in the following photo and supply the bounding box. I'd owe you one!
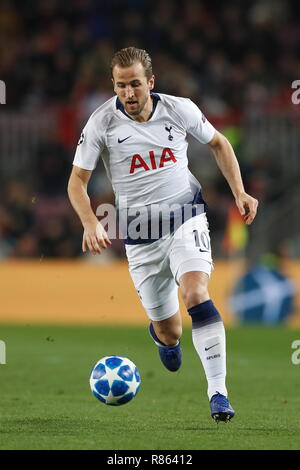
[0,0,299,326]
[1,0,300,452]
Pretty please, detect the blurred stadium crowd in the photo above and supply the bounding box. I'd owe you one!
[0,0,299,260]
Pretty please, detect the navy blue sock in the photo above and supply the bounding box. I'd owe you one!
[188,300,222,328]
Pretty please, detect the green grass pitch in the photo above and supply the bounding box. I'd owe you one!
[0,324,299,450]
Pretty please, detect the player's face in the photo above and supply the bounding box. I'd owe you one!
[112,62,155,118]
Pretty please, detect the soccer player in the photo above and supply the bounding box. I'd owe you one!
[68,47,258,422]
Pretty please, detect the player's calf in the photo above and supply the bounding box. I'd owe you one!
[180,273,210,311]
[151,323,182,347]
[148,323,182,372]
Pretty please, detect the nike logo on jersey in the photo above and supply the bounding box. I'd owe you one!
[205,343,219,351]
[118,136,131,144]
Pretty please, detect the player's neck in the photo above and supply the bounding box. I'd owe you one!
[131,96,153,123]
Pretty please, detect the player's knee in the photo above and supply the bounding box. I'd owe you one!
[181,285,209,310]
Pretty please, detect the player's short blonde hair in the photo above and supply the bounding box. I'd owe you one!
[111,47,153,80]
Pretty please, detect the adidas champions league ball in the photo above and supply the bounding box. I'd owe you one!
[89,356,141,406]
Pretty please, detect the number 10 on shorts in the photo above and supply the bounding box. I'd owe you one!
[193,229,210,253]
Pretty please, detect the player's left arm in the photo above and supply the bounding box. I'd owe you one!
[207,130,258,225]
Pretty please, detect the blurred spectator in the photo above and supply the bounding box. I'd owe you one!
[34,131,71,196]
[0,181,35,256]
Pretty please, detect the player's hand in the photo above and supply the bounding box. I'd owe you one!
[82,221,112,254]
[235,192,258,225]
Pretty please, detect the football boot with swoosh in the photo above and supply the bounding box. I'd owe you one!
[210,392,235,422]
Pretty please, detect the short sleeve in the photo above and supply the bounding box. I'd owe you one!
[181,99,216,144]
[73,117,104,171]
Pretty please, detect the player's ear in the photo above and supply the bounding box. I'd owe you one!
[111,78,116,93]
[149,75,155,90]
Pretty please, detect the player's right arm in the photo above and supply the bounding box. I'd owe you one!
[67,165,111,254]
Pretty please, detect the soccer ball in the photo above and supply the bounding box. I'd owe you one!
[89,355,141,406]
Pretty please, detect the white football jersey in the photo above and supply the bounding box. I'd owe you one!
[73,93,216,243]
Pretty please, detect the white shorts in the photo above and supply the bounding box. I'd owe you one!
[125,214,213,322]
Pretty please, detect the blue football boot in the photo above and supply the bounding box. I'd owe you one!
[148,323,182,372]
[210,392,235,422]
